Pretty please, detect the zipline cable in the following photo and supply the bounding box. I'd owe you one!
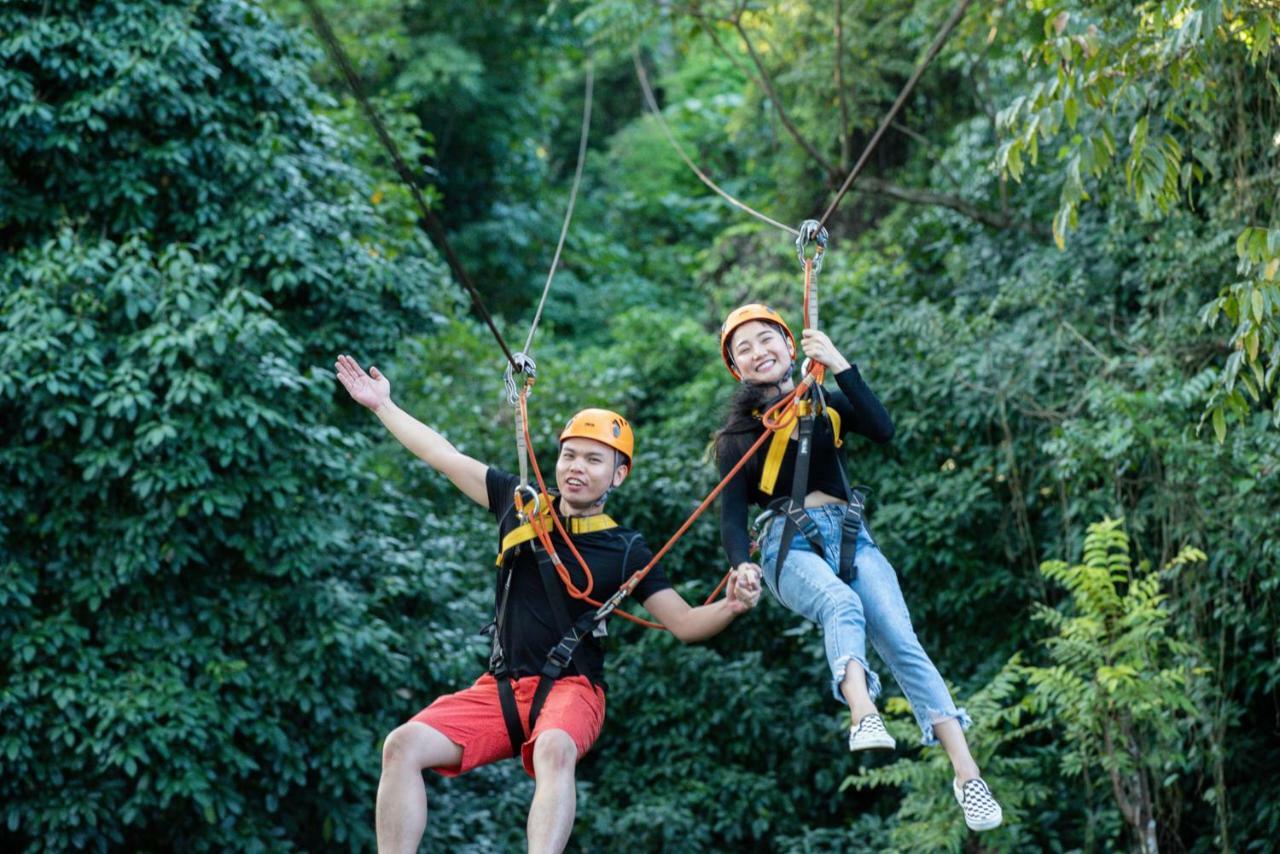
[817,0,975,229]
[633,52,801,238]
[635,0,976,236]
[302,0,520,370]
[524,61,595,356]
[505,62,595,486]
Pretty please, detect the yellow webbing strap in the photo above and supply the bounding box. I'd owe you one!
[758,419,796,496]
[495,507,618,565]
[758,404,842,495]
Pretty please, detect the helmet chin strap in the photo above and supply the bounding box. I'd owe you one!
[592,452,628,507]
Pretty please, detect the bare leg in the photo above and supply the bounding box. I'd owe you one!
[840,660,879,725]
[934,717,980,782]
[376,722,463,854]
[526,729,578,854]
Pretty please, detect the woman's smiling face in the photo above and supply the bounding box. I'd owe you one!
[730,320,793,384]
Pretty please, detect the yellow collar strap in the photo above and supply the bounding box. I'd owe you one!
[758,407,843,496]
[496,504,618,565]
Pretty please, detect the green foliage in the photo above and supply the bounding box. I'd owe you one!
[0,0,453,848]
[994,0,1280,429]
[843,663,1057,853]
[1024,518,1209,852]
[6,0,1280,849]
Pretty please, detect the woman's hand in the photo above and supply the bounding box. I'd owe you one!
[335,354,391,412]
[729,562,763,612]
[800,329,851,373]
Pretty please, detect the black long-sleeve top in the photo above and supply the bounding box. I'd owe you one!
[717,366,895,568]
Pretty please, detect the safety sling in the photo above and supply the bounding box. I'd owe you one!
[487,505,619,758]
[760,384,867,589]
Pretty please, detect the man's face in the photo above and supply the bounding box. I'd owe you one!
[556,436,628,509]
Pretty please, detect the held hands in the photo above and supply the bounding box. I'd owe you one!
[726,562,764,614]
[335,354,391,412]
[800,329,851,373]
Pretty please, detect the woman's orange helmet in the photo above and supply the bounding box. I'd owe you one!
[719,303,796,380]
[559,408,634,466]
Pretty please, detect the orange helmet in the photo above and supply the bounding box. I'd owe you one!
[719,303,796,380]
[559,408,634,466]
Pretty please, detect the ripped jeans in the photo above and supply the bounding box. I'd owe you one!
[759,504,971,746]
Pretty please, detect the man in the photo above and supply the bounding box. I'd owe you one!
[334,354,761,854]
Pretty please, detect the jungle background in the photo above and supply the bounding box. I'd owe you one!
[3,0,1278,851]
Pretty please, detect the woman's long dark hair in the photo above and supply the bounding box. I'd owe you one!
[712,382,777,481]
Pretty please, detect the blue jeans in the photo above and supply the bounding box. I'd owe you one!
[759,504,971,746]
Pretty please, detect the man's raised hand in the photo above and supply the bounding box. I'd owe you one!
[335,354,390,412]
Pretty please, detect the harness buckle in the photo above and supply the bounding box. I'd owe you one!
[544,637,577,674]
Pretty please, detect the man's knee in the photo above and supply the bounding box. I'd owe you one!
[382,722,444,771]
[532,729,578,775]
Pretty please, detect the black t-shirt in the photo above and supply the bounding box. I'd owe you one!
[717,366,895,567]
[486,467,672,687]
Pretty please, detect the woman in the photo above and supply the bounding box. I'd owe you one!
[714,304,1003,833]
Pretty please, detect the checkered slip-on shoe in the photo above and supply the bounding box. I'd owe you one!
[953,777,1003,831]
[847,713,896,752]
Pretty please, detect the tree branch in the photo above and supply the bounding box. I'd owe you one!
[686,8,754,84]
[1102,720,1143,831]
[732,15,841,179]
[855,176,1049,236]
[890,121,963,190]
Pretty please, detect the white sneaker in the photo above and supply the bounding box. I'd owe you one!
[953,777,1003,831]
[848,713,896,751]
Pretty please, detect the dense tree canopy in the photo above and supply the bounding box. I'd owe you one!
[3,0,1277,851]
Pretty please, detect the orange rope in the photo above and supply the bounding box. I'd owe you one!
[513,379,810,629]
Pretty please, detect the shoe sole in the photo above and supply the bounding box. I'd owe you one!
[967,815,1003,832]
[849,737,896,751]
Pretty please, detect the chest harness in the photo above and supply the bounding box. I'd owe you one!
[756,383,867,590]
[487,490,639,758]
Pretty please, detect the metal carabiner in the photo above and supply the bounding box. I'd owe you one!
[503,352,538,406]
[795,219,829,274]
[513,483,542,522]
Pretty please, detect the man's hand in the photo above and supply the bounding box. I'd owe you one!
[800,329,851,373]
[726,563,763,613]
[335,354,391,412]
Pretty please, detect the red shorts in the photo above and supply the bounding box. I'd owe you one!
[410,673,606,778]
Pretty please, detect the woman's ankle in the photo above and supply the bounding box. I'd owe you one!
[850,705,879,725]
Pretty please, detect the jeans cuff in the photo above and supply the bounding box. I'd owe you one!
[831,654,881,705]
[918,706,972,747]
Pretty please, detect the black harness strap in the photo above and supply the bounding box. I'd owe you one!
[763,383,869,588]
[491,533,605,759]
[831,439,868,584]
[527,549,598,737]
[489,556,530,758]
[765,389,822,590]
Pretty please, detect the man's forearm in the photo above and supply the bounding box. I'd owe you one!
[669,599,742,643]
[375,399,459,469]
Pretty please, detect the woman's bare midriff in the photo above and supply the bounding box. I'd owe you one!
[804,490,846,508]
